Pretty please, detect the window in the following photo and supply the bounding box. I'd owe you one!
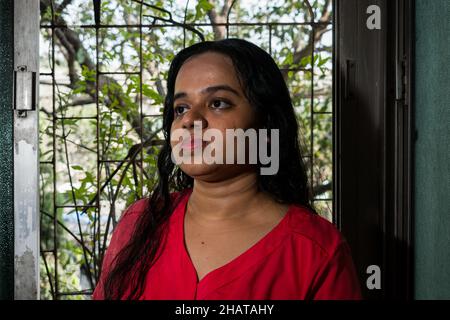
[38,0,335,299]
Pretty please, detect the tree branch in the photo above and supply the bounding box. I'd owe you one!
[207,0,237,40]
[207,7,226,40]
[41,0,145,140]
[281,0,332,79]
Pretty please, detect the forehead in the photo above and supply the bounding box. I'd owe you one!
[175,52,241,91]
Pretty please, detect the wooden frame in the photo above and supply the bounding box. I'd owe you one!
[334,0,414,299]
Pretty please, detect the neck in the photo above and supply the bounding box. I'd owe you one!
[187,171,266,222]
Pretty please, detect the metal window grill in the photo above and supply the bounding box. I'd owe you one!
[38,0,333,299]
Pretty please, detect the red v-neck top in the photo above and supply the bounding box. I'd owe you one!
[93,188,362,300]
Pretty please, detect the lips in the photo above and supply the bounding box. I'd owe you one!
[181,138,205,150]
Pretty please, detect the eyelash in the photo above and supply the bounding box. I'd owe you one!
[210,98,232,109]
[174,105,188,116]
[174,98,233,117]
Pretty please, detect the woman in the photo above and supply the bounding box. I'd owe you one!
[93,38,362,300]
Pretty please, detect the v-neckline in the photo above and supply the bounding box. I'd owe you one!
[175,188,292,298]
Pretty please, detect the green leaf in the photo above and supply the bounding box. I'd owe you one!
[71,165,84,171]
[73,87,86,95]
[62,119,77,126]
[300,55,312,67]
[142,85,163,104]
[281,51,294,66]
[195,0,214,20]
[318,56,331,67]
[81,172,95,185]
[313,54,320,65]
[199,0,214,11]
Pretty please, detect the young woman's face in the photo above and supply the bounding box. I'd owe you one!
[170,51,258,182]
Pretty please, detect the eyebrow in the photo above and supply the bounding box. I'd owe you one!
[173,84,241,102]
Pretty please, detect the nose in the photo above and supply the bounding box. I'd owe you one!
[181,108,208,130]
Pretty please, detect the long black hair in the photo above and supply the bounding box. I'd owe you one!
[103,38,314,299]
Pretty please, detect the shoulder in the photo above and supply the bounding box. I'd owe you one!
[111,199,147,235]
[119,190,185,219]
[284,206,362,299]
[286,204,347,258]
[103,191,187,260]
[121,198,148,218]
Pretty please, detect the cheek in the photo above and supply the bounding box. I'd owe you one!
[230,107,258,130]
[235,100,258,126]
[169,122,181,148]
[214,104,258,131]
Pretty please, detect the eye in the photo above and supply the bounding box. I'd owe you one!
[174,105,188,116]
[210,99,232,109]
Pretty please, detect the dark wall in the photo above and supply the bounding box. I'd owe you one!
[0,0,14,300]
[414,0,450,299]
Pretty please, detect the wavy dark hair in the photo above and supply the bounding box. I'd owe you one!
[103,38,315,299]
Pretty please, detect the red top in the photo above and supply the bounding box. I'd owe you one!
[93,188,362,300]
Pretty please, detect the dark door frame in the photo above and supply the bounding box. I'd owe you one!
[0,0,14,301]
[333,0,414,299]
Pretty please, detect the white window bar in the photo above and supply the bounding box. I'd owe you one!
[13,0,40,300]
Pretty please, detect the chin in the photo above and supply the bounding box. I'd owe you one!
[179,163,222,180]
[179,163,255,183]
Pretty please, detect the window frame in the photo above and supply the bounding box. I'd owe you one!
[334,0,414,299]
